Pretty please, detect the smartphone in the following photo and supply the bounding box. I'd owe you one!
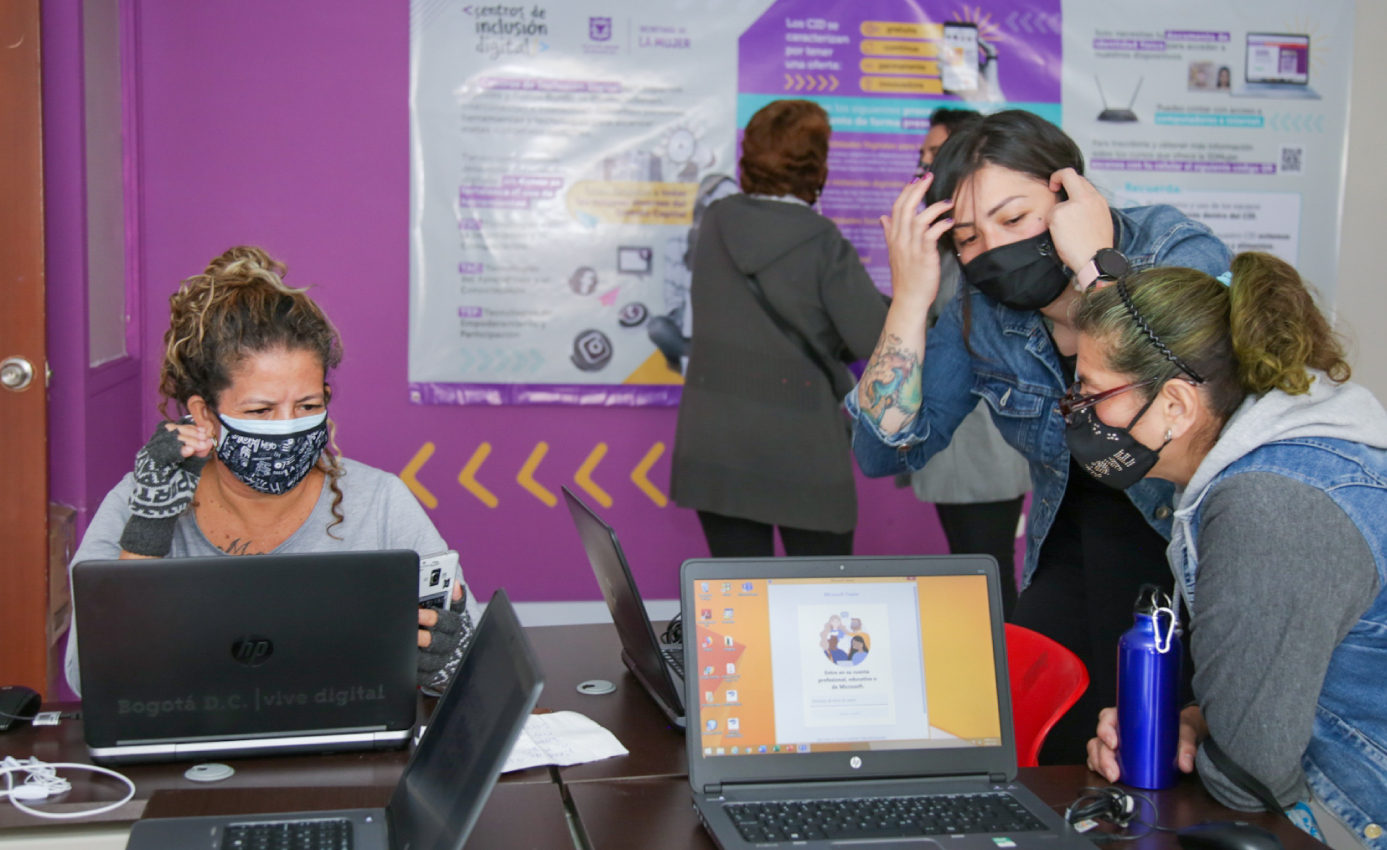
[419,550,461,610]
[941,22,980,93]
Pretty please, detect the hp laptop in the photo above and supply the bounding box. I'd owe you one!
[681,555,1089,850]
[73,551,421,764]
[126,589,544,850]
[1233,33,1320,99]
[563,486,686,727]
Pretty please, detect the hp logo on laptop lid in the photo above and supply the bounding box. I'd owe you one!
[232,636,274,666]
[850,756,862,769]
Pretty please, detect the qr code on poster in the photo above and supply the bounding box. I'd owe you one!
[1279,145,1304,175]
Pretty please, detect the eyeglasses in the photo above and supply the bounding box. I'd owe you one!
[1057,378,1157,425]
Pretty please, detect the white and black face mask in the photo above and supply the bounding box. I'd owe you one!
[1064,396,1169,490]
[215,411,329,495]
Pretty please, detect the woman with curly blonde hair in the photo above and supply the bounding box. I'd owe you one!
[65,247,476,695]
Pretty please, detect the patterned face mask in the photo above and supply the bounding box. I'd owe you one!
[215,411,329,495]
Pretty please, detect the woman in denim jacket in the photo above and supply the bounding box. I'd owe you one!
[847,111,1230,761]
[1077,253,1387,850]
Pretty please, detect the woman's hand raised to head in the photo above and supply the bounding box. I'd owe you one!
[879,173,955,310]
[1045,168,1114,273]
[118,417,215,559]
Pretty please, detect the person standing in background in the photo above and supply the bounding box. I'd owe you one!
[671,100,887,558]
[906,107,1031,619]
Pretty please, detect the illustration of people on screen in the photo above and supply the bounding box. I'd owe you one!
[825,634,850,664]
[820,614,870,666]
[849,617,871,652]
[848,635,869,666]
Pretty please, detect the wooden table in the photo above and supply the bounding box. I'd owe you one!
[0,623,1333,850]
[523,624,688,783]
[569,768,1330,850]
[0,697,550,829]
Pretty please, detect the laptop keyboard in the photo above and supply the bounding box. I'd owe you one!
[662,647,684,678]
[724,792,1046,843]
[222,818,352,850]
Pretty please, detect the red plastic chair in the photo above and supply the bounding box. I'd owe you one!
[1004,624,1089,767]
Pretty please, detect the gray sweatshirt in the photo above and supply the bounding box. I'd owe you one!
[1168,375,1387,813]
[64,458,474,695]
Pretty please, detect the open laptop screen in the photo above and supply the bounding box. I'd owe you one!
[693,575,1001,759]
[1246,33,1309,85]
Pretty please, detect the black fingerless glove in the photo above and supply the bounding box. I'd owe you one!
[417,597,476,693]
[118,417,208,557]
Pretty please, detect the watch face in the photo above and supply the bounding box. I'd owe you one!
[1097,249,1129,278]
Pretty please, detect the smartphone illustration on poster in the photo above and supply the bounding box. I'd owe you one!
[941,22,979,93]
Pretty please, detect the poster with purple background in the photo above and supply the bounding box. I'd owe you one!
[409,0,1063,404]
[738,0,1062,289]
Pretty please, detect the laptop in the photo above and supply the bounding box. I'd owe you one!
[126,588,543,850]
[1233,33,1320,99]
[72,551,421,764]
[562,486,686,727]
[681,555,1090,850]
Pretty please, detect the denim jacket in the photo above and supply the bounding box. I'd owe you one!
[848,204,1231,587]
[1171,438,1387,849]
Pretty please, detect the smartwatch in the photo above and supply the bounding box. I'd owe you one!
[1076,248,1129,291]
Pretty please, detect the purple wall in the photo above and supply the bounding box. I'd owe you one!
[121,0,1015,603]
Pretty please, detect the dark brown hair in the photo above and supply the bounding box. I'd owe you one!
[160,246,348,533]
[739,99,831,204]
[1076,252,1351,444]
[925,110,1086,353]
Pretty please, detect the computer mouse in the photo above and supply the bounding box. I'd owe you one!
[0,685,41,732]
[1177,820,1284,850]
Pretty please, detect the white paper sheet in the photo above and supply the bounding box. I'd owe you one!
[501,711,629,773]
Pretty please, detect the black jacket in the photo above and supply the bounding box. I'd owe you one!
[670,194,887,532]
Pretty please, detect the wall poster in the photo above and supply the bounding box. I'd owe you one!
[409,0,1353,406]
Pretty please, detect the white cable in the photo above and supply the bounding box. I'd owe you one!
[0,756,136,819]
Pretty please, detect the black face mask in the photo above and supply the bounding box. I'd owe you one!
[1064,395,1170,490]
[961,231,1070,311]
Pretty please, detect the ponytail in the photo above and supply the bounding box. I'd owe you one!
[1075,252,1349,432]
[1227,252,1350,396]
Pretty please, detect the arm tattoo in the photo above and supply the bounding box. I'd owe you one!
[859,333,924,433]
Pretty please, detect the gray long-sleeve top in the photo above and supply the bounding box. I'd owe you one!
[1191,471,1379,809]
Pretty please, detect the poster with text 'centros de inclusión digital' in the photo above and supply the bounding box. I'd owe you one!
[409,0,1352,406]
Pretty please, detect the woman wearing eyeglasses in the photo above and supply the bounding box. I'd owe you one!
[848,110,1230,762]
[1076,253,1386,850]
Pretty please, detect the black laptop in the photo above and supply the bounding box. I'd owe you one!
[682,555,1090,850]
[72,551,421,764]
[125,589,544,850]
[563,486,686,727]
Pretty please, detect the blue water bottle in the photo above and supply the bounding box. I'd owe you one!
[1116,584,1182,790]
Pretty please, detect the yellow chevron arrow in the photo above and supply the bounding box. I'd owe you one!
[630,442,668,507]
[400,442,438,509]
[829,74,839,91]
[574,443,612,508]
[516,442,557,507]
[458,443,499,508]
[784,72,794,90]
